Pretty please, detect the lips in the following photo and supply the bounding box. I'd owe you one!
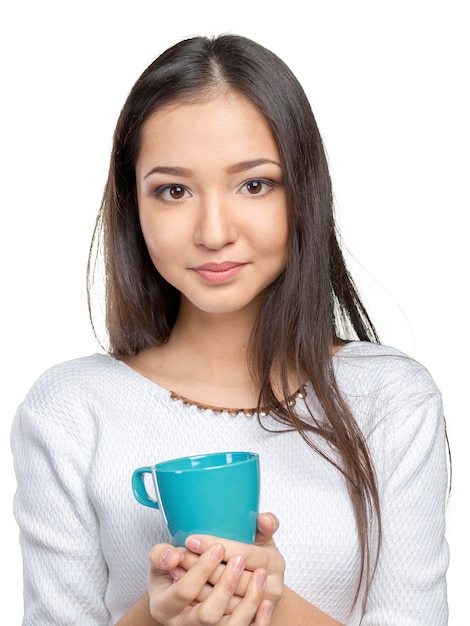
[191,261,246,285]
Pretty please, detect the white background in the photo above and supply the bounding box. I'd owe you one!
[1,0,468,622]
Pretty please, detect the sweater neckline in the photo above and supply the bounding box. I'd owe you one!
[168,385,308,417]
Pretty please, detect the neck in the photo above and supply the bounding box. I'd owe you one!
[144,299,261,406]
[123,297,302,408]
[169,302,257,367]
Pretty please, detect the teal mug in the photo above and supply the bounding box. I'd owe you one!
[132,451,260,546]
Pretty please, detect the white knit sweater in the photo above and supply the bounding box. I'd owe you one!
[11,341,449,625]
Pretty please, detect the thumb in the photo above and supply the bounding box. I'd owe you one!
[255,512,280,545]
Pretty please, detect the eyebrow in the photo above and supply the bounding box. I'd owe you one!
[226,158,282,174]
[144,166,192,179]
[143,158,281,180]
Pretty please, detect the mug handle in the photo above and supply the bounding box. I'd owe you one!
[132,466,160,509]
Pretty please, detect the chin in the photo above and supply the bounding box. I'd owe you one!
[184,294,263,317]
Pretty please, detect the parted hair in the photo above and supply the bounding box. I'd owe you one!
[88,34,381,610]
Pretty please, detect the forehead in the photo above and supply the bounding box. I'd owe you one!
[144,88,266,125]
[137,91,279,164]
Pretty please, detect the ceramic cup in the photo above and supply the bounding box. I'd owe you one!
[132,451,260,546]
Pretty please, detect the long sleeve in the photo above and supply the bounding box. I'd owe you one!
[360,365,449,624]
[11,370,110,625]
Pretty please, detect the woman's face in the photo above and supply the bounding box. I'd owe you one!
[135,91,288,317]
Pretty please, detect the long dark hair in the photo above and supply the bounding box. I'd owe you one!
[88,34,381,610]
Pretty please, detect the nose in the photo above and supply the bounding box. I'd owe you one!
[193,195,238,250]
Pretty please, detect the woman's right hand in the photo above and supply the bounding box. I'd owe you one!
[147,541,272,626]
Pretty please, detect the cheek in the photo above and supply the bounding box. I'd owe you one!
[139,212,186,261]
[142,233,176,269]
[256,212,289,258]
[269,223,289,271]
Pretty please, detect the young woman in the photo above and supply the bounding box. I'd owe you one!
[11,35,449,625]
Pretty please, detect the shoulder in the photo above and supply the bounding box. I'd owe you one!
[14,352,171,434]
[332,342,444,439]
[333,341,439,399]
[14,353,145,441]
[20,353,124,412]
[12,353,152,460]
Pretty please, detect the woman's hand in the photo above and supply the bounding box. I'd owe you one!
[183,513,284,608]
[120,514,340,626]
[147,539,273,625]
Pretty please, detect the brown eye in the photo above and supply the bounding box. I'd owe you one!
[169,185,185,199]
[241,179,274,197]
[246,180,263,195]
[156,184,190,202]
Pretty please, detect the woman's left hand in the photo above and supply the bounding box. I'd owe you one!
[168,513,285,612]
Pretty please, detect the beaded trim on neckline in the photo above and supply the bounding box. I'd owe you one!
[169,386,307,417]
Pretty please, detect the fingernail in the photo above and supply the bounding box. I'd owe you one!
[161,548,171,567]
[210,544,225,561]
[186,538,202,551]
[169,567,180,580]
[260,600,272,616]
[255,569,267,589]
[265,513,279,531]
[231,555,245,574]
